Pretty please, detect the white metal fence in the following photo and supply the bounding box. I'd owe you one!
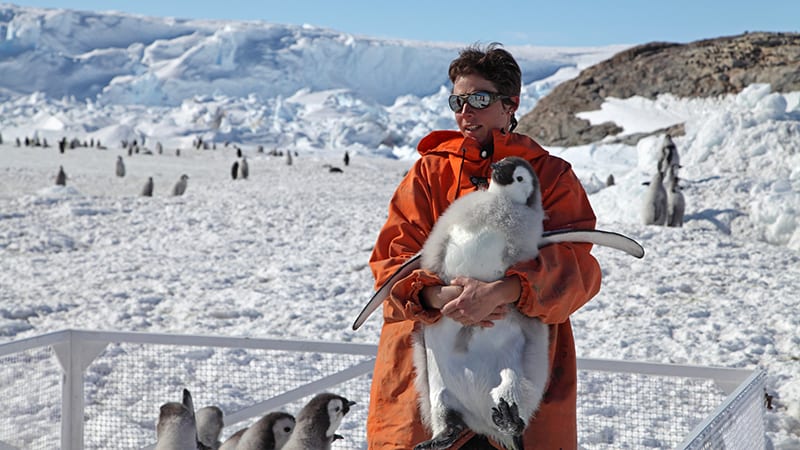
[0,329,766,449]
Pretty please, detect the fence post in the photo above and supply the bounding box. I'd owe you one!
[52,331,108,450]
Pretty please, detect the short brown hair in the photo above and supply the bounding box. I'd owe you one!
[448,42,521,100]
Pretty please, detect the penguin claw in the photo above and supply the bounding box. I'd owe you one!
[491,398,525,435]
[413,414,467,450]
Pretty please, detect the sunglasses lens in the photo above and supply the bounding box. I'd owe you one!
[448,95,464,112]
[468,92,492,109]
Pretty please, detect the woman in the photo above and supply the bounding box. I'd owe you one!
[367,43,601,450]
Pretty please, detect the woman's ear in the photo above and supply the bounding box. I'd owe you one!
[506,96,520,114]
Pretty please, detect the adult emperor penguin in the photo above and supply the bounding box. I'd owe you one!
[55,166,67,186]
[231,161,239,180]
[660,134,680,173]
[173,174,189,196]
[233,411,296,450]
[142,177,154,197]
[155,389,201,450]
[195,405,224,449]
[116,155,126,177]
[413,156,548,450]
[281,393,355,450]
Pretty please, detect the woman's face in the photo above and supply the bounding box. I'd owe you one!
[452,74,517,148]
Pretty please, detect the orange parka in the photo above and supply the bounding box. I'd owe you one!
[367,129,602,450]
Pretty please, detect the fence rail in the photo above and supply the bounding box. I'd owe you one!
[0,329,766,449]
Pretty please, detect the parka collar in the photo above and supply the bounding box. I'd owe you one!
[417,129,551,200]
[417,129,550,162]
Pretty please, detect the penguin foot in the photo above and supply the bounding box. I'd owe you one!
[414,410,468,450]
[491,398,525,436]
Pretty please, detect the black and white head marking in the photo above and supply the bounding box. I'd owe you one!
[489,156,540,208]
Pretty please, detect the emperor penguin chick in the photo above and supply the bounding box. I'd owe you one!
[195,405,224,449]
[234,411,296,450]
[173,174,189,196]
[116,155,126,177]
[282,393,355,450]
[414,156,549,450]
[155,389,200,450]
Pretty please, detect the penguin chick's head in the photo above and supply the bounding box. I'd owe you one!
[489,156,541,208]
[296,393,354,439]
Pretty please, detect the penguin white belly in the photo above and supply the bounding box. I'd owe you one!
[422,310,549,441]
[443,225,507,283]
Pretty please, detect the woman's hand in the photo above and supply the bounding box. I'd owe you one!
[440,276,521,328]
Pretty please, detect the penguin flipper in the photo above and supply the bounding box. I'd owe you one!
[540,229,645,259]
[352,253,422,330]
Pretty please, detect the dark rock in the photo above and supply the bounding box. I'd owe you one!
[517,32,800,147]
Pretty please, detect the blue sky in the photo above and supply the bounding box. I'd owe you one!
[7,0,800,47]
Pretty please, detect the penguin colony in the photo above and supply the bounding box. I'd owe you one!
[642,134,685,227]
[413,156,549,450]
[15,132,318,197]
[155,389,354,450]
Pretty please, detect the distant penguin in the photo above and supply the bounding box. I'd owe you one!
[195,406,224,450]
[116,155,126,177]
[141,177,154,197]
[343,151,350,166]
[55,166,67,186]
[234,411,296,450]
[282,393,354,450]
[239,157,249,180]
[606,173,615,187]
[329,167,343,173]
[172,174,189,196]
[231,161,239,180]
[642,169,667,226]
[155,389,200,450]
[236,147,242,158]
[286,150,293,166]
[412,156,548,450]
[661,134,680,171]
[665,164,685,227]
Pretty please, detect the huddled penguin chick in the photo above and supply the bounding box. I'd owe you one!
[665,164,685,227]
[641,169,667,226]
[282,393,355,450]
[116,155,126,177]
[234,411,296,450]
[413,156,549,450]
[173,174,189,196]
[155,389,200,450]
[239,156,249,180]
[142,177,154,197]
[55,166,67,186]
[196,406,224,449]
[218,428,246,450]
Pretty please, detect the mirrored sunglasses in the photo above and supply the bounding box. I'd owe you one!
[448,91,510,112]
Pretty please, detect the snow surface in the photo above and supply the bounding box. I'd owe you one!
[1,3,800,449]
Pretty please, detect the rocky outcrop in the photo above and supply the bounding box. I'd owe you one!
[516,32,800,147]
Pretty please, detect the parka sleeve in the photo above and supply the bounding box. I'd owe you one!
[507,163,602,324]
[368,160,446,324]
